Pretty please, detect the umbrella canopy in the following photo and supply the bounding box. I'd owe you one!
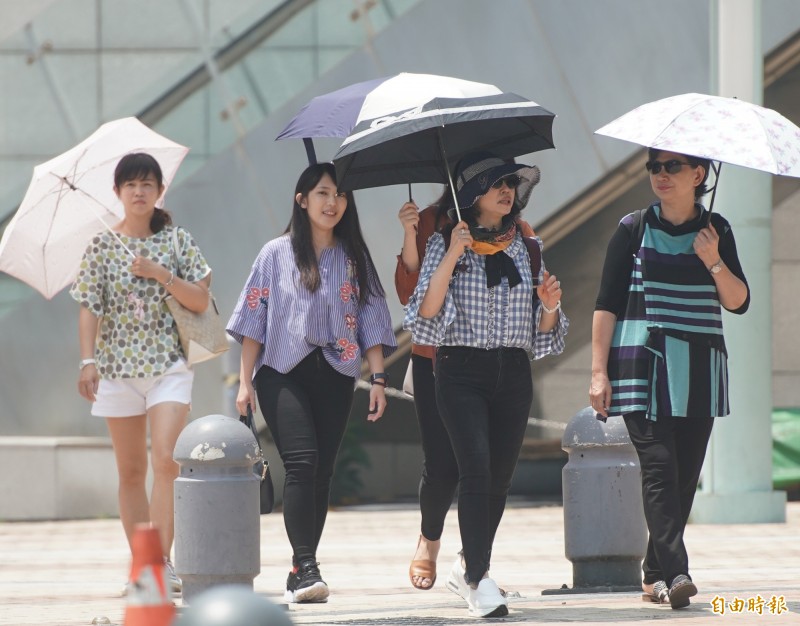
[276,72,507,165]
[0,117,189,299]
[333,90,555,192]
[595,92,800,177]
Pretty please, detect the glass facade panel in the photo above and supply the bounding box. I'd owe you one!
[0,0,424,231]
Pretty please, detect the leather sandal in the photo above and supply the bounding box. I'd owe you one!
[408,535,437,590]
[641,580,669,604]
[668,574,697,609]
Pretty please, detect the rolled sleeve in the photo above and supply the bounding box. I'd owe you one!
[358,265,398,358]
[532,253,569,359]
[226,247,272,345]
[403,234,454,346]
[176,227,211,283]
[532,303,569,359]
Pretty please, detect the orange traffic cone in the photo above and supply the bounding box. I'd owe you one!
[124,524,175,626]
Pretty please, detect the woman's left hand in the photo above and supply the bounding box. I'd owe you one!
[367,384,387,422]
[537,270,562,311]
[693,222,720,268]
[131,255,170,283]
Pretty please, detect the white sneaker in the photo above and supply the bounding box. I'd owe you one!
[445,554,469,600]
[467,578,508,618]
[164,559,182,595]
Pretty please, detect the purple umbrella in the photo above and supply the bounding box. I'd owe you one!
[276,76,387,164]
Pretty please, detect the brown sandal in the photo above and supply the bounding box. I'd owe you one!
[409,536,437,590]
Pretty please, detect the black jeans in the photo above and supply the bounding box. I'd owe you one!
[412,354,459,541]
[255,349,354,565]
[624,412,714,587]
[435,346,533,585]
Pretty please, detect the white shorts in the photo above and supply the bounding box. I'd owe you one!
[91,360,194,418]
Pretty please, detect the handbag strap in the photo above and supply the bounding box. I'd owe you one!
[170,227,182,280]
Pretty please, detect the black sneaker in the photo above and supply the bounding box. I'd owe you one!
[284,559,329,603]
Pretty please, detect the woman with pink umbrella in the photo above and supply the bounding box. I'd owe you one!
[70,152,213,595]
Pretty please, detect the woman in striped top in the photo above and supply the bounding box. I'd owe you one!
[227,162,396,604]
[590,149,750,609]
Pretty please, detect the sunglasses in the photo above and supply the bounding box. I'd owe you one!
[645,159,691,175]
[490,175,522,189]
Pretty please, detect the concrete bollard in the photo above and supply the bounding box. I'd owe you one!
[174,414,261,602]
[548,406,647,593]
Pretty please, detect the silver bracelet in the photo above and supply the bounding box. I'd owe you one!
[164,271,175,287]
[541,300,561,314]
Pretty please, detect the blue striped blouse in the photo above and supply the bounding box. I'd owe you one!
[226,235,397,379]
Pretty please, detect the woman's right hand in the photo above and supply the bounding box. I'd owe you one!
[77,364,99,402]
[398,201,420,234]
[236,380,257,416]
[589,370,612,418]
[447,221,473,257]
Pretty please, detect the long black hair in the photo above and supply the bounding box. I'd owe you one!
[284,162,383,304]
[648,148,711,199]
[114,152,172,233]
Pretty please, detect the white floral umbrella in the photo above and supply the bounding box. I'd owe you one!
[0,117,189,299]
[596,92,800,175]
[595,93,800,215]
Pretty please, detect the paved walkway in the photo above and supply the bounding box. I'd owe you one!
[1,501,798,625]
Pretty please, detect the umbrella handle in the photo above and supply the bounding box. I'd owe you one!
[705,161,722,226]
[303,138,317,166]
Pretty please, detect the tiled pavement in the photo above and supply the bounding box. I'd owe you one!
[0,501,798,625]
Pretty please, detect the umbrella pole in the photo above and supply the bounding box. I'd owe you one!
[436,128,462,222]
[80,192,136,258]
[705,161,722,225]
[303,138,317,166]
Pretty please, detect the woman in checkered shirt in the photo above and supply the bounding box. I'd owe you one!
[404,152,568,618]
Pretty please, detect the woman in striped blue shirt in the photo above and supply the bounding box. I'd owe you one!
[404,152,568,618]
[590,149,750,609]
[227,162,396,604]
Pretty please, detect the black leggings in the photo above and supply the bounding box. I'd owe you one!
[411,354,459,541]
[255,349,354,564]
[435,347,533,585]
[624,412,714,587]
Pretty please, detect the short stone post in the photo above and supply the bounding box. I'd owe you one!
[544,407,647,593]
[173,414,261,602]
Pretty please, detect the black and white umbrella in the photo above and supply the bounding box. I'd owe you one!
[331,83,555,220]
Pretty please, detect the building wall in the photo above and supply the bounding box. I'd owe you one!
[1,0,799,438]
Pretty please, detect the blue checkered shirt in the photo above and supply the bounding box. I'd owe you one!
[403,232,568,359]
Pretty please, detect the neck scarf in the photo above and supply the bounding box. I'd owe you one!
[466,218,521,288]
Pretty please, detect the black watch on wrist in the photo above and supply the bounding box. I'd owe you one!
[369,373,388,386]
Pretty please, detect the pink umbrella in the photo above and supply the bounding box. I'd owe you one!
[0,117,188,299]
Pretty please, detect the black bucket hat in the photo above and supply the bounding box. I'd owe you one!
[454,152,540,211]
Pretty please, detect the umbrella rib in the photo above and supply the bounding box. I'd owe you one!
[39,180,73,296]
[43,171,135,259]
[649,98,712,150]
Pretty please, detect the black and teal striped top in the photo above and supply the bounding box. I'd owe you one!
[595,203,749,420]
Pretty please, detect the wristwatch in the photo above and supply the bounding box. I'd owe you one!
[708,259,723,274]
[79,358,96,370]
[369,373,388,386]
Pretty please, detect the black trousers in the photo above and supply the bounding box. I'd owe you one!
[255,349,354,565]
[411,354,459,541]
[435,346,532,585]
[624,412,714,587]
